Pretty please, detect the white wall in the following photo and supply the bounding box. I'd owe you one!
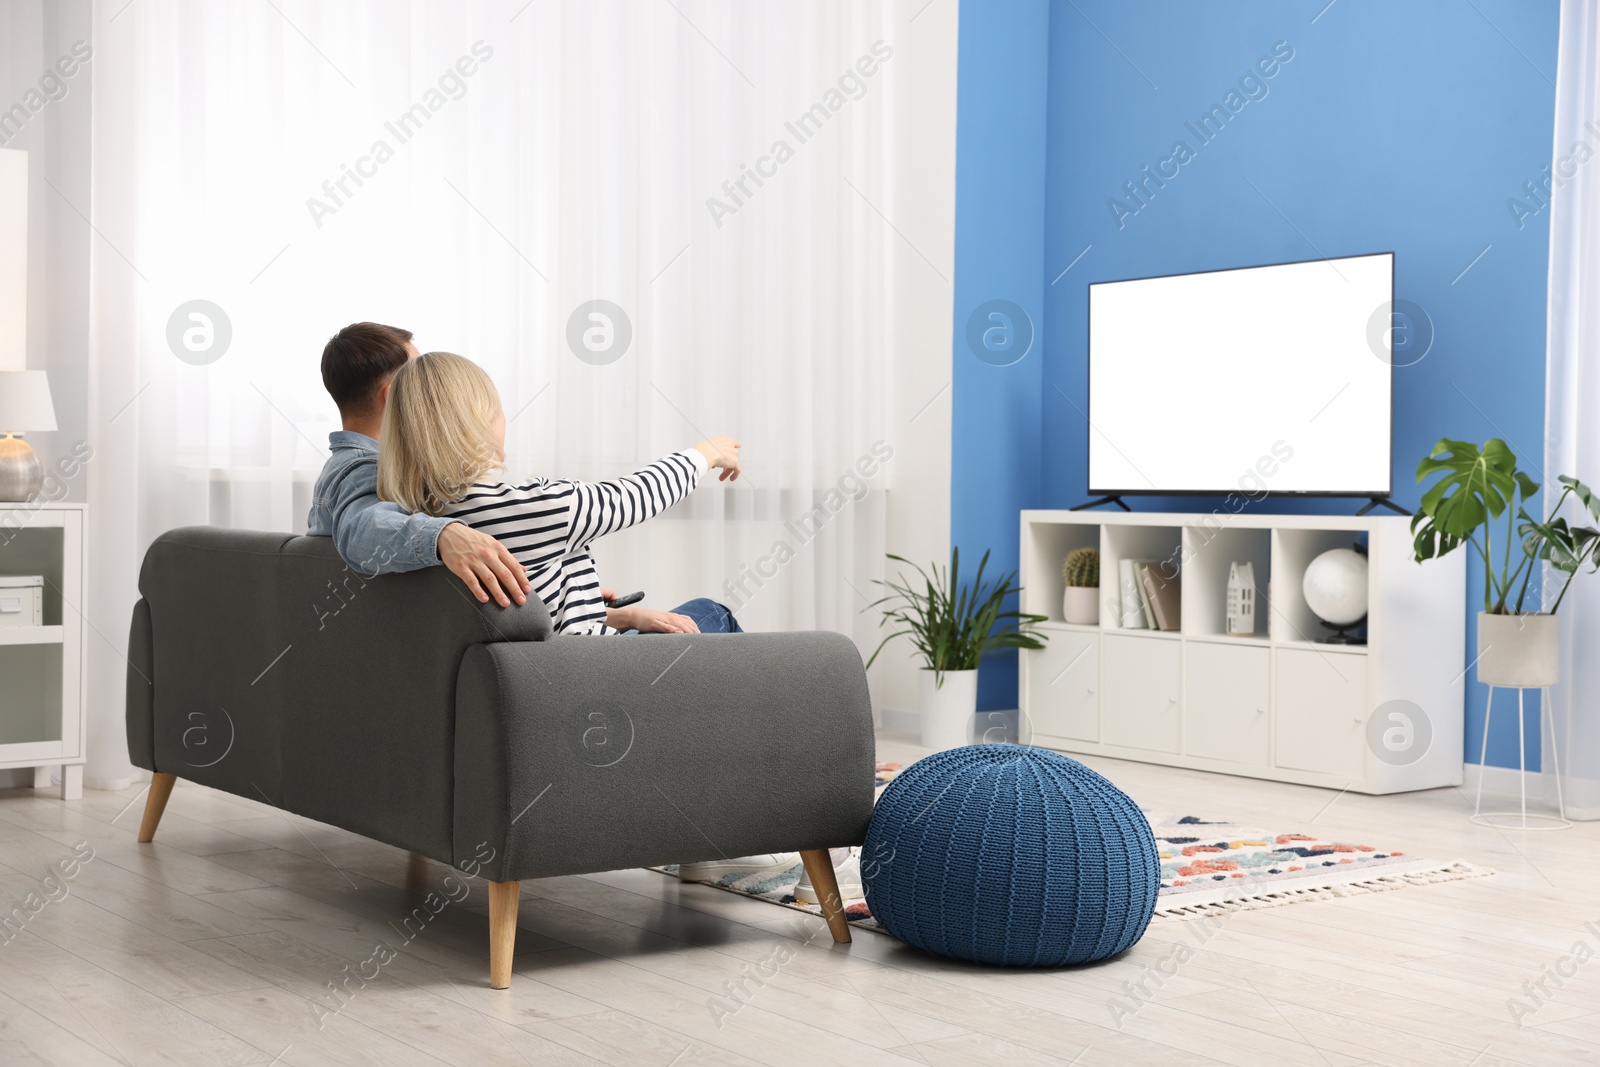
[0,0,92,495]
[0,0,94,789]
[0,148,25,366]
[3,0,951,789]
[870,0,956,723]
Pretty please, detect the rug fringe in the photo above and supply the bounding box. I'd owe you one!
[1151,860,1495,921]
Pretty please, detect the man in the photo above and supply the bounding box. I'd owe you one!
[307,324,818,891]
[306,322,530,606]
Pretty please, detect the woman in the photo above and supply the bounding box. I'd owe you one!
[375,350,744,635]
[377,352,838,891]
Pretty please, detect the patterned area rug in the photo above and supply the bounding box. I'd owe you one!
[1145,813,1490,918]
[653,762,1492,933]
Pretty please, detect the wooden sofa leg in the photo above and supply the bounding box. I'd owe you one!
[406,852,430,898]
[488,880,520,989]
[137,773,177,843]
[799,849,852,944]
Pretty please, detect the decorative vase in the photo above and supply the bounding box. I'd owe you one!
[1476,612,1560,688]
[1226,561,1256,636]
[0,434,42,502]
[919,668,978,750]
[1063,586,1099,626]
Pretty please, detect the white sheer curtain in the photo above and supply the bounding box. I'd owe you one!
[85,0,899,784]
[1545,0,1600,820]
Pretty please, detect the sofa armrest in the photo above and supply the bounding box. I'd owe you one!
[133,529,557,860]
[453,631,876,882]
[126,598,155,772]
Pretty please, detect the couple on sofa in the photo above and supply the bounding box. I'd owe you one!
[306,321,741,635]
[305,322,847,896]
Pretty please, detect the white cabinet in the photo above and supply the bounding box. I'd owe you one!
[1275,648,1368,779]
[1103,634,1181,753]
[1185,642,1270,766]
[0,504,87,799]
[1024,629,1099,742]
[1019,510,1465,794]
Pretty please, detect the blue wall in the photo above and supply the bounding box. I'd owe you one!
[952,0,1051,711]
[953,0,1561,768]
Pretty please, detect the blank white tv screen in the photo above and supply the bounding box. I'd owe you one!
[1088,252,1393,496]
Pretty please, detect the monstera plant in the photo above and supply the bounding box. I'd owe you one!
[1411,438,1541,615]
[1411,437,1600,688]
[1411,438,1600,614]
[1518,475,1600,614]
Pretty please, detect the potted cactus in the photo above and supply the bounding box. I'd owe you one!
[1062,547,1100,625]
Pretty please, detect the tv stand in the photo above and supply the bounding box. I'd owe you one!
[1071,495,1131,513]
[1017,509,1465,794]
[1355,496,1410,517]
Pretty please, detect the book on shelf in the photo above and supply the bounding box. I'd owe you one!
[1134,562,1158,629]
[1141,562,1182,631]
[1117,558,1148,629]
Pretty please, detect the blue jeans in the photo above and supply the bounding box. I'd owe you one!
[626,597,744,634]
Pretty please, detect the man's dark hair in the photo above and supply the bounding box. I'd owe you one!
[320,322,414,418]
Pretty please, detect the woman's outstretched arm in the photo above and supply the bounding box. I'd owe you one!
[563,436,741,549]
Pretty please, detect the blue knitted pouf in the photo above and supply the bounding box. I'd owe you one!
[862,744,1159,966]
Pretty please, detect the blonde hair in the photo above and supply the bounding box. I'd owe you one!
[376,351,503,515]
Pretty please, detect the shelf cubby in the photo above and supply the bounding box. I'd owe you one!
[0,525,66,626]
[1181,523,1270,638]
[1271,527,1370,646]
[0,642,63,746]
[0,506,86,798]
[1021,518,1099,623]
[1101,524,1182,631]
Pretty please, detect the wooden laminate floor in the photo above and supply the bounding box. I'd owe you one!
[1,733,1595,1066]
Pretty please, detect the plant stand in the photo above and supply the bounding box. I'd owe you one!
[1470,684,1571,831]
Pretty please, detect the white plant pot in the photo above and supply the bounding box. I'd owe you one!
[919,669,978,750]
[1477,612,1560,688]
[1063,586,1100,626]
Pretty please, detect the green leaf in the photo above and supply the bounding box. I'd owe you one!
[1560,475,1600,524]
[1411,437,1531,605]
[1417,477,1455,517]
[865,547,1049,672]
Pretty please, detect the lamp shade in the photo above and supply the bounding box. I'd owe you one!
[0,371,57,432]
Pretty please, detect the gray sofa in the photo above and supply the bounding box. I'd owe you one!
[126,528,875,987]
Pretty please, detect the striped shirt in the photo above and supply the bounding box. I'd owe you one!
[441,449,708,635]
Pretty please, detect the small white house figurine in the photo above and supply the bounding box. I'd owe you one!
[1226,561,1256,636]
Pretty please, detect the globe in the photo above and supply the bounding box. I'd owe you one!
[1303,547,1369,626]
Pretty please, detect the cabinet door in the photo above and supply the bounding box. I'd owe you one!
[1185,643,1270,765]
[1275,648,1368,778]
[1025,631,1099,743]
[1102,635,1181,753]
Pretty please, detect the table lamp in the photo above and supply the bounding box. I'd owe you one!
[0,371,58,501]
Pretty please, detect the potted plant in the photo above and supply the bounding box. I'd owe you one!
[865,548,1048,749]
[1411,438,1600,687]
[1061,547,1100,625]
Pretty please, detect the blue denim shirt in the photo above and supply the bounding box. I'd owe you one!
[306,431,453,573]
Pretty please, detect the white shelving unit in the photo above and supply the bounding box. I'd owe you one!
[1020,510,1465,794]
[0,503,86,799]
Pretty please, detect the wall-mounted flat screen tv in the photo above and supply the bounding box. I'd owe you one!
[1087,252,1394,497]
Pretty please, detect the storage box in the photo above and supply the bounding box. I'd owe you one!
[0,575,43,626]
